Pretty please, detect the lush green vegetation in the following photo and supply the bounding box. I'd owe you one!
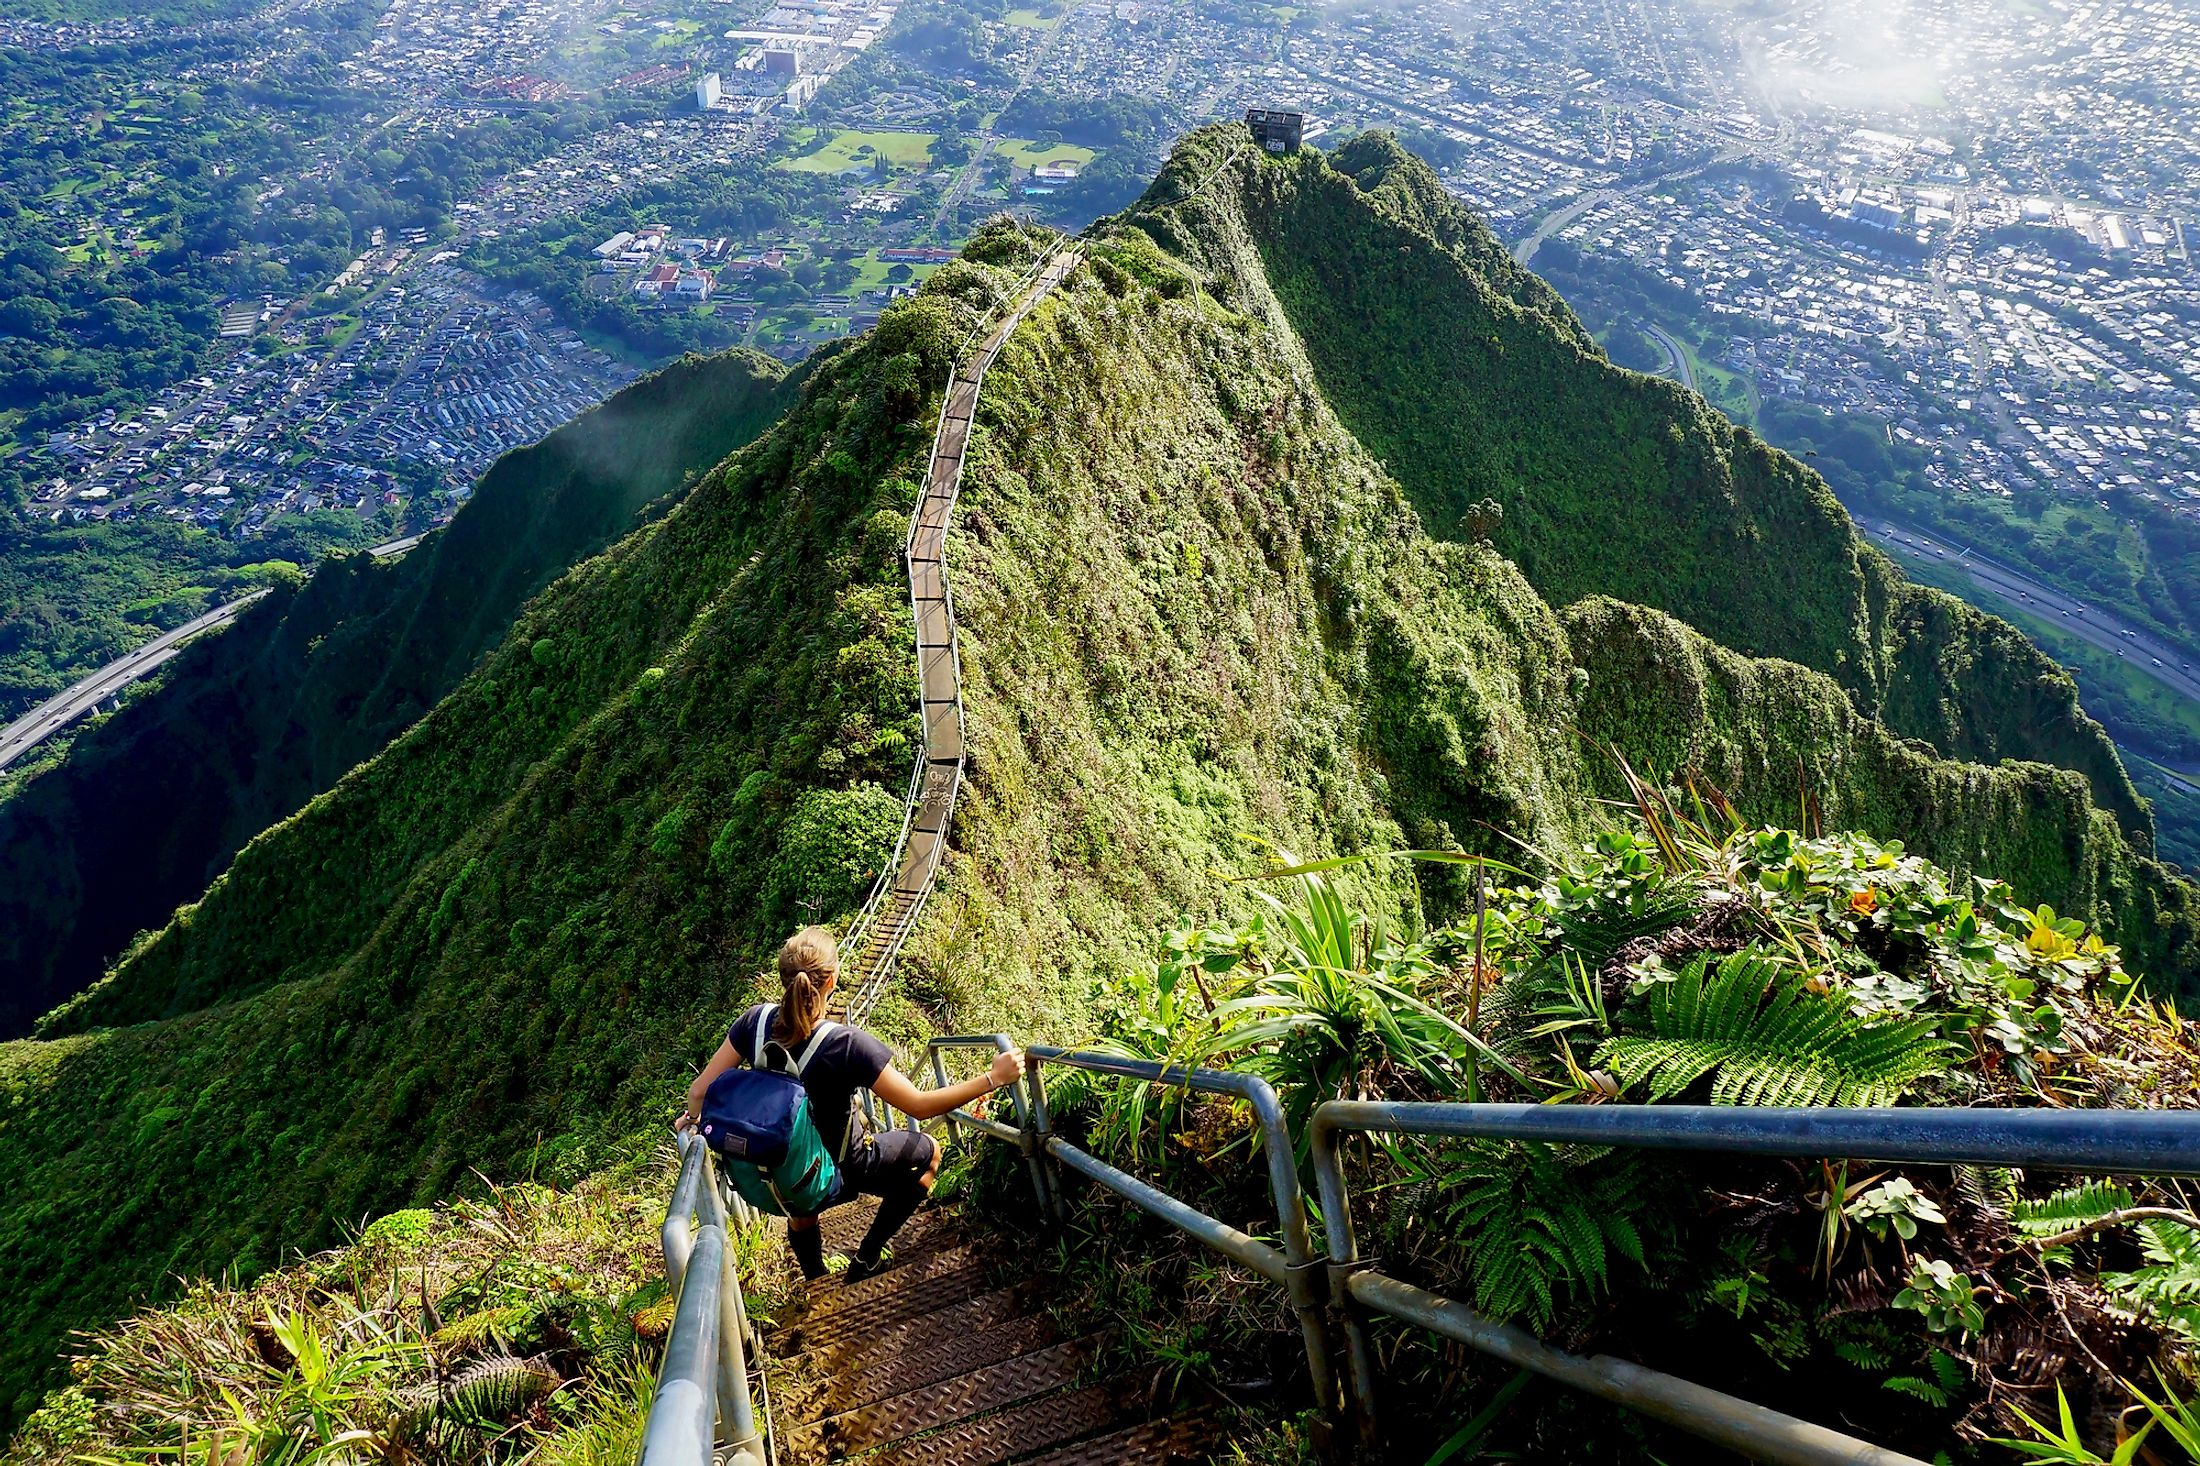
[1024,810,2200,1461]
[1194,130,2150,849]
[0,350,796,1039]
[4,1164,792,1466]
[1537,236,2200,670]
[2,134,2196,1449]
[0,510,408,721]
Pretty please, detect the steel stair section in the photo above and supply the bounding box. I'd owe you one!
[765,1194,1212,1464]
[837,245,1084,1028]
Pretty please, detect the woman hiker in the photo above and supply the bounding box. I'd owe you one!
[676,925,1027,1283]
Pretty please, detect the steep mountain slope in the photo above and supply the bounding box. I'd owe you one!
[1,135,2194,1423]
[0,351,795,1037]
[1211,130,2148,841]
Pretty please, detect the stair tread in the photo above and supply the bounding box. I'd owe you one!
[797,1244,985,1327]
[816,1200,955,1258]
[772,1285,1038,1374]
[790,1336,1096,1456]
[1012,1413,1214,1466]
[771,1255,997,1353]
[773,1311,1061,1423]
[855,1380,1142,1466]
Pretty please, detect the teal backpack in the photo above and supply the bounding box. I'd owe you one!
[697,1004,845,1217]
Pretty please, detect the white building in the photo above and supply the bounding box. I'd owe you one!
[696,71,723,109]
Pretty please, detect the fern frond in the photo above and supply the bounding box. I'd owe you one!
[441,1353,561,1426]
[2012,1180,2137,1239]
[1594,950,1955,1107]
[1551,893,1695,969]
[431,1304,529,1353]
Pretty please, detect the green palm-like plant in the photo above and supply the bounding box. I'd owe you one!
[1211,872,1536,1140]
[1594,949,1956,1106]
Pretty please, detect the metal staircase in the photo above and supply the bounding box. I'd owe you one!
[761,1197,1213,1465]
[834,238,1083,1028]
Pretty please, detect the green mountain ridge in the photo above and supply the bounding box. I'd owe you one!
[0,349,797,1037]
[1,125,2194,1423]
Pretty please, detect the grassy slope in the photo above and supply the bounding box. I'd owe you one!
[1208,130,2148,845]
[2,143,2197,1421]
[0,351,795,1038]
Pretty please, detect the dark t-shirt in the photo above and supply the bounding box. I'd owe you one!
[727,1003,893,1159]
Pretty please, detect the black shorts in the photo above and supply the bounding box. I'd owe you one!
[829,1127,937,1206]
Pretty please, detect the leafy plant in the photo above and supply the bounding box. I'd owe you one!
[2014,1181,2200,1340]
[1989,1384,2152,1464]
[1892,1259,1985,1337]
[1393,1139,1658,1333]
[2125,1369,2200,1459]
[1844,1177,1948,1244]
[1595,949,1956,1106]
[1882,1348,1966,1409]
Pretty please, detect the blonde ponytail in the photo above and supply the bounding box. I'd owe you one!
[773,926,839,1046]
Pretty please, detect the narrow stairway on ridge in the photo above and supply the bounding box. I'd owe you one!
[832,241,1083,1023]
[760,1196,1213,1464]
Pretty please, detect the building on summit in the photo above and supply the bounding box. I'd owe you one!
[1245,108,1304,154]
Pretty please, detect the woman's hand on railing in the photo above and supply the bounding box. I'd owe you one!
[989,1049,1027,1090]
[673,1110,696,1135]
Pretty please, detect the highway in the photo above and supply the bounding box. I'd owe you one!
[0,532,429,773]
[1644,322,1696,390]
[1854,513,2200,707]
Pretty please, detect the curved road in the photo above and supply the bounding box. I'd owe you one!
[1855,513,2200,707]
[0,532,430,773]
[1644,323,1696,390]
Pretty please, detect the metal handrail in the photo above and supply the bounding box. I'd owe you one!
[641,1134,768,1466]
[1307,1101,2200,1464]
[927,1033,1054,1213]
[1001,1046,1341,1420]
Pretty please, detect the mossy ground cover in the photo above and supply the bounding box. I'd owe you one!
[2,135,2199,1438]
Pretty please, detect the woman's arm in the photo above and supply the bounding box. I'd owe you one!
[870,1049,1026,1123]
[677,1038,742,1130]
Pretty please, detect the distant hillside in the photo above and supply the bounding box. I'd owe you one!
[1,132,2194,1424]
[1215,132,2150,843]
[0,350,796,1037]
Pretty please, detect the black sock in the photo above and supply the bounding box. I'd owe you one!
[789,1224,826,1280]
[857,1185,925,1266]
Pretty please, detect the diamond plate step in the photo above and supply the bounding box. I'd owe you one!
[799,1244,984,1326]
[856,1380,1143,1466]
[771,1308,1058,1423]
[774,1286,1035,1376]
[785,1312,1063,1419]
[790,1336,1097,1457]
[816,1200,956,1260]
[1014,1413,1214,1465]
[772,1256,996,1353]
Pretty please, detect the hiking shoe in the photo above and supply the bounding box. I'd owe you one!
[842,1248,892,1284]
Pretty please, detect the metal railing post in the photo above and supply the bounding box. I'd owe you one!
[643,1133,769,1466]
[925,1034,1055,1215]
[1309,1110,1386,1454]
[1301,1099,2200,1466]
[1023,1053,1067,1222]
[1025,1048,1337,1413]
[660,1132,707,1292]
[698,1161,763,1463]
[639,1204,721,1466]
